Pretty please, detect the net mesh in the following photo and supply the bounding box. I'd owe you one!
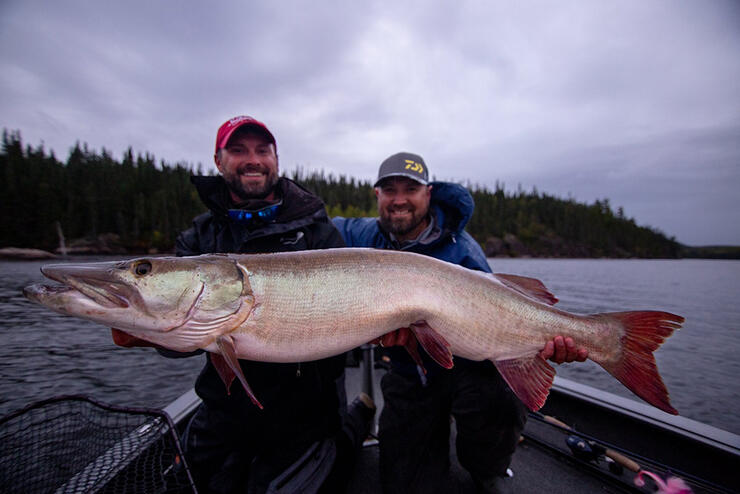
[0,395,196,494]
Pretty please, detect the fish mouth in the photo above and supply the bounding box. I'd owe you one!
[36,265,131,309]
[23,283,75,302]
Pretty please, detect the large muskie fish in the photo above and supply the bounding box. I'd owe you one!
[23,248,683,414]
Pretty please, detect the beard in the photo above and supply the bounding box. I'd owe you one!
[222,165,279,201]
[378,207,428,238]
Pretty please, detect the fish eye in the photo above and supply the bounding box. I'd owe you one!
[134,261,152,276]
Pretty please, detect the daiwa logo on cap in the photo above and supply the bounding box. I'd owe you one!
[404,158,424,175]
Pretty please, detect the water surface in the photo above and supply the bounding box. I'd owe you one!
[1,257,738,435]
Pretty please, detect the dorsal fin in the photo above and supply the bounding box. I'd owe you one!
[493,273,558,306]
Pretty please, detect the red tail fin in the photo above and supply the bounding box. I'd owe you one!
[598,311,684,415]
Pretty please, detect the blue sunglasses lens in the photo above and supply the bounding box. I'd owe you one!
[228,202,281,224]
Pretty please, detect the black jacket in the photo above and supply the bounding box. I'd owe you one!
[174,175,347,450]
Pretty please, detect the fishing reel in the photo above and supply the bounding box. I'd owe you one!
[566,434,624,475]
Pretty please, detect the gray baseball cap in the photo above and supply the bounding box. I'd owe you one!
[374,152,429,187]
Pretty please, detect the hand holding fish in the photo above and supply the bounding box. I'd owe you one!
[111,328,161,348]
[371,327,412,347]
[540,336,589,364]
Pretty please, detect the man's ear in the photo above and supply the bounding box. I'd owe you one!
[214,152,223,173]
[374,187,380,198]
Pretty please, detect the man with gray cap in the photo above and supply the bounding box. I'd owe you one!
[333,152,587,493]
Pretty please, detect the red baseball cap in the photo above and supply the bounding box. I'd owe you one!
[215,115,276,153]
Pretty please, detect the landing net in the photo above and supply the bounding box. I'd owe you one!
[0,395,196,494]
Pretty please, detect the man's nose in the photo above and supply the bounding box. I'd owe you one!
[391,193,409,205]
[242,152,260,164]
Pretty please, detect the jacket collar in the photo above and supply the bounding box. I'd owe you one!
[190,175,327,224]
[428,181,474,235]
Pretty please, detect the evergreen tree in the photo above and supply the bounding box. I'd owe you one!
[0,130,685,258]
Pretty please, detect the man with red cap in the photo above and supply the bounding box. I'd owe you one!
[115,116,374,493]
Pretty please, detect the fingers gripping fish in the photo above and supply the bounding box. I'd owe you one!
[23,248,684,414]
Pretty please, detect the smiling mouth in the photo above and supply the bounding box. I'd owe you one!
[238,166,267,177]
[390,209,413,217]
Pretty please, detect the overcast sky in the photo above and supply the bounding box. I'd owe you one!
[1,1,738,246]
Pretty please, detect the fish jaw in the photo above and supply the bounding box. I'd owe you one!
[23,282,128,320]
[40,261,134,308]
[24,256,251,352]
[25,258,192,334]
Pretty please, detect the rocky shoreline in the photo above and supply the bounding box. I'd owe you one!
[0,234,166,260]
[0,247,60,260]
[3,233,737,260]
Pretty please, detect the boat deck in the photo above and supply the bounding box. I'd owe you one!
[347,417,634,494]
[341,362,739,494]
[4,354,738,493]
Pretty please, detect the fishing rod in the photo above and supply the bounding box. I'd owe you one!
[528,411,731,494]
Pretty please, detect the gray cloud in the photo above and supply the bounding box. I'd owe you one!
[1,0,738,245]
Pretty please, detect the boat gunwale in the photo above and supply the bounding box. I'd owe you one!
[551,376,740,455]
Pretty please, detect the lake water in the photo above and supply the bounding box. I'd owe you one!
[1,257,739,435]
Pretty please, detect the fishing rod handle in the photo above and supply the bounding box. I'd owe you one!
[542,414,641,472]
[604,448,641,473]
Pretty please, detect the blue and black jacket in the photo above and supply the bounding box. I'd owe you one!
[333,181,492,379]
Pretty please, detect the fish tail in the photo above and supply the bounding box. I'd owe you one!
[597,311,684,415]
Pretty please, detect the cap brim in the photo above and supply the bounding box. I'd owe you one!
[217,123,276,152]
[374,173,428,187]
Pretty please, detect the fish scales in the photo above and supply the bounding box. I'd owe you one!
[230,249,618,367]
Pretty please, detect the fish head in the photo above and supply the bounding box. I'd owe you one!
[23,255,252,351]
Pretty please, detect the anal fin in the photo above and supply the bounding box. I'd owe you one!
[213,336,263,409]
[494,355,555,411]
[409,320,454,369]
[401,331,427,374]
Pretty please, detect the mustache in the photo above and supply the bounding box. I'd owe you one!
[236,164,270,174]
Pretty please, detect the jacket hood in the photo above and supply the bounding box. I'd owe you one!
[190,175,328,223]
[429,181,475,235]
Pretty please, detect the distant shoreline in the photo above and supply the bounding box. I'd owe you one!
[0,248,60,260]
[2,245,738,261]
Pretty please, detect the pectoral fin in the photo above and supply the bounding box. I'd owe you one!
[494,355,555,411]
[212,336,264,409]
[409,320,454,369]
[210,353,236,392]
